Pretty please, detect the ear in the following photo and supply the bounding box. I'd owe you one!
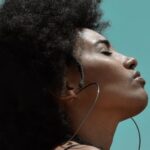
[59,65,80,103]
[60,83,77,102]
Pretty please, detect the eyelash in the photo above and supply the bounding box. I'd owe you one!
[101,51,112,56]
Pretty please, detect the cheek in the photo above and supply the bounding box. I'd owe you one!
[83,60,124,106]
[82,58,132,105]
[83,56,126,89]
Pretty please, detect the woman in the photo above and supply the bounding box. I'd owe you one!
[0,0,148,150]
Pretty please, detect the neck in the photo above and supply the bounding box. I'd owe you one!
[74,112,120,150]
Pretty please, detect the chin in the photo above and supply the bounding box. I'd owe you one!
[121,90,148,120]
[134,94,148,117]
[137,89,148,110]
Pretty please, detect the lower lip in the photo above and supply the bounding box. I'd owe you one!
[134,77,146,87]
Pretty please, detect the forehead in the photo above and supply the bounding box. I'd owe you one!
[78,28,106,45]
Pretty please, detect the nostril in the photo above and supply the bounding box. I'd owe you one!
[129,63,136,69]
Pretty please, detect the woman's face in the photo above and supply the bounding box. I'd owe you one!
[74,28,148,120]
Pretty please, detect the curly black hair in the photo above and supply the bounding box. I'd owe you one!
[0,0,108,149]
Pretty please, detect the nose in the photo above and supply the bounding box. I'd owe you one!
[123,57,138,70]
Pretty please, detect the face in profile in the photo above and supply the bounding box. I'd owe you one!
[74,28,148,120]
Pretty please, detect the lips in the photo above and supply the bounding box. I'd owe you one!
[133,71,146,87]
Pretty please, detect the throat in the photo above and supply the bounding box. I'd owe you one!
[75,116,119,150]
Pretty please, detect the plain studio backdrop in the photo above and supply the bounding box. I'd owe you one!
[0,0,149,150]
[102,1,150,150]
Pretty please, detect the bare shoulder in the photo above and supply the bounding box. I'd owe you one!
[54,141,101,150]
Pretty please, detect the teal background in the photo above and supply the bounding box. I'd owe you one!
[0,0,149,150]
[0,0,4,5]
[102,0,150,150]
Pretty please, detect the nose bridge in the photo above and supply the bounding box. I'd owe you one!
[115,51,138,69]
[115,51,128,63]
[112,49,138,71]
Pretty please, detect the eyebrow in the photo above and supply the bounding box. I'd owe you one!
[94,39,111,48]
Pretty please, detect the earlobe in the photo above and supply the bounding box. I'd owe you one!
[60,89,78,104]
[60,89,77,102]
[60,90,77,102]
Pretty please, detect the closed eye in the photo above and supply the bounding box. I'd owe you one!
[101,50,112,56]
[95,40,112,56]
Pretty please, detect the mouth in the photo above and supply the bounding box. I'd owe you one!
[133,71,146,87]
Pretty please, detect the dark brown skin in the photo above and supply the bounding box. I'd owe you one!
[58,28,148,150]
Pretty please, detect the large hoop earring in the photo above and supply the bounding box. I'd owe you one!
[67,82,100,142]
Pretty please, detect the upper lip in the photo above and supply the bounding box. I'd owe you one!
[133,71,141,79]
